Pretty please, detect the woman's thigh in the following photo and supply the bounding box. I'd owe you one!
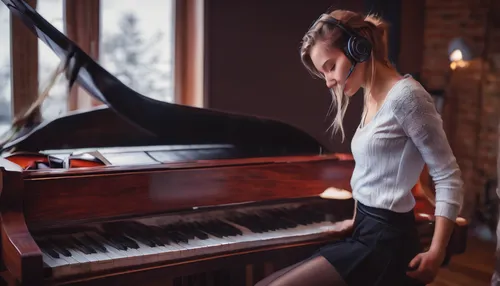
[254,255,347,286]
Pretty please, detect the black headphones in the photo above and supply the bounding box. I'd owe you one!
[320,15,372,64]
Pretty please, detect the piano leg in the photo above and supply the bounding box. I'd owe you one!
[0,271,16,286]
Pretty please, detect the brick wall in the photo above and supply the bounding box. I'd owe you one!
[421,0,500,218]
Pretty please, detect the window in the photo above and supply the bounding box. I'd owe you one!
[37,0,67,120]
[3,0,200,129]
[0,4,11,135]
[100,0,176,103]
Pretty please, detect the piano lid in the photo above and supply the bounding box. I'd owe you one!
[0,0,328,156]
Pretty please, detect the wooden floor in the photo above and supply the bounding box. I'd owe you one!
[430,234,496,286]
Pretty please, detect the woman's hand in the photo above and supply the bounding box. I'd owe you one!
[335,219,354,235]
[406,248,446,284]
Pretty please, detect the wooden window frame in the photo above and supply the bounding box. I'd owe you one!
[9,0,204,124]
[10,0,39,123]
[64,0,100,111]
[174,0,205,108]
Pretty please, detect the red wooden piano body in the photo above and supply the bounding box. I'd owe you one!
[0,154,467,286]
[0,0,468,285]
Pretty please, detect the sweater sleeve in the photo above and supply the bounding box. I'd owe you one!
[391,85,464,222]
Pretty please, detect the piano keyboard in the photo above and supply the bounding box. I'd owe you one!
[33,201,347,278]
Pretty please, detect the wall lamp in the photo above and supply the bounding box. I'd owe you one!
[448,37,474,70]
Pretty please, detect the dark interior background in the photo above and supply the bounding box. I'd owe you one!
[203,0,422,153]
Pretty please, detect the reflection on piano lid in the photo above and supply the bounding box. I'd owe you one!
[42,144,240,166]
[0,0,327,161]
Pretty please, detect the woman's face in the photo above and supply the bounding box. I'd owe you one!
[309,40,366,97]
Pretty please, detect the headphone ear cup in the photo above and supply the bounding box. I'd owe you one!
[348,37,372,63]
[342,44,356,64]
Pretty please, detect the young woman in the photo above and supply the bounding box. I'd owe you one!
[255,9,464,286]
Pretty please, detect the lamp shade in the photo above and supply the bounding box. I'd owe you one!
[448,38,473,62]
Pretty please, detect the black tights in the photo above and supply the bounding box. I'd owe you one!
[254,256,347,286]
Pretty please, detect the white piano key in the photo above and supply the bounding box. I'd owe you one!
[84,232,129,269]
[125,237,162,264]
[175,236,225,258]
[91,232,145,263]
[41,252,64,268]
[65,248,92,265]
[42,246,91,277]
[40,202,344,279]
[41,253,75,278]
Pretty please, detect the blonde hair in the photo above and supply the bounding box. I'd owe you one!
[300,10,391,141]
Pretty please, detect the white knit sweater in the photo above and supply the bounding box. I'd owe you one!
[350,74,464,222]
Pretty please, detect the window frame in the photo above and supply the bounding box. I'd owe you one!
[8,0,204,124]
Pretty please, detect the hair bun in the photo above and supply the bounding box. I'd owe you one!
[364,14,389,36]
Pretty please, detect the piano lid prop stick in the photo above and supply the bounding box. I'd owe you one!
[0,47,83,152]
[12,57,66,127]
[0,56,68,150]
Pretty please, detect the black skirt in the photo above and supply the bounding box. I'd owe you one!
[312,202,426,286]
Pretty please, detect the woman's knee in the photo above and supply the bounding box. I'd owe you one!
[256,256,347,286]
[254,262,304,286]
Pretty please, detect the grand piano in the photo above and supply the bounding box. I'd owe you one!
[0,0,468,285]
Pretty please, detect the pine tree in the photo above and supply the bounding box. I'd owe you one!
[101,13,173,102]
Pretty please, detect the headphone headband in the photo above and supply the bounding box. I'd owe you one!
[318,15,372,64]
[320,17,355,37]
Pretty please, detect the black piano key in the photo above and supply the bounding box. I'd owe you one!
[266,209,298,228]
[101,223,141,249]
[279,209,302,226]
[171,223,196,240]
[254,213,280,231]
[32,203,332,265]
[203,221,228,238]
[96,231,132,250]
[70,237,97,254]
[225,216,251,232]
[146,231,167,246]
[125,229,159,247]
[245,214,271,232]
[168,222,204,240]
[295,206,325,223]
[80,234,108,253]
[115,234,139,249]
[165,229,190,244]
[43,249,60,259]
[93,232,127,251]
[281,207,314,225]
[37,240,60,259]
[53,244,72,257]
[104,222,158,247]
[228,214,266,233]
[214,220,243,236]
[164,223,197,243]
[193,221,225,238]
[184,222,209,240]
[49,238,74,257]
[120,221,167,246]
[147,225,172,245]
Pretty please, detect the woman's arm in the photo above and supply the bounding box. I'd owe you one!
[392,84,464,283]
[392,85,464,225]
[430,216,455,254]
[352,199,357,219]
